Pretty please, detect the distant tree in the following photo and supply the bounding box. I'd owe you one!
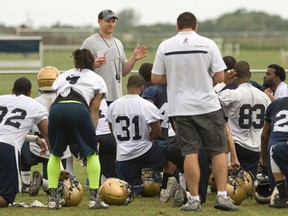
[116,8,140,32]
[199,8,288,32]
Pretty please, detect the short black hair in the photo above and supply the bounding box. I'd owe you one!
[267,64,286,81]
[223,56,236,71]
[138,63,153,83]
[234,61,250,78]
[13,77,32,95]
[127,75,145,88]
[177,12,197,30]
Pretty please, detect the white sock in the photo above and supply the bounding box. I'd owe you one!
[21,171,31,185]
[65,156,75,177]
[179,172,187,190]
[187,194,200,201]
[217,191,228,198]
[42,178,49,191]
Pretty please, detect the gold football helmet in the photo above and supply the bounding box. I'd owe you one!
[37,66,60,92]
[141,168,162,197]
[237,169,254,196]
[62,179,84,207]
[99,178,134,205]
[226,174,246,205]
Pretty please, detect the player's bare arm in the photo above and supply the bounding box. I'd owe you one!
[37,119,49,153]
[89,93,104,129]
[149,121,161,141]
[151,74,167,85]
[260,122,271,167]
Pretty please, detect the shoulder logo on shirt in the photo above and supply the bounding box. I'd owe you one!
[66,75,80,84]
[183,37,189,44]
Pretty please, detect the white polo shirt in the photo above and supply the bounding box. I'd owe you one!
[152,31,226,116]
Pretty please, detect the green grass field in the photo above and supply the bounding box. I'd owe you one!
[0,49,288,97]
[0,160,287,216]
[1,49,288,215]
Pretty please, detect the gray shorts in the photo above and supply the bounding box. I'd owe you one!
[173,109,226,156]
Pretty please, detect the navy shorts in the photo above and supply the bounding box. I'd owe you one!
[21,142,49,177]
[235,143,259,178]
[116,141,166,195]
[173,109,226,156]
[0,143,19,204]
[271,142,288,176]
[48,102,98,157]
[97,133,117,178]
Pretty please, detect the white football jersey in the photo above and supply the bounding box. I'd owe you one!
[52,68,107,105]
[106,95,160,161]
[28,93,71,159]
[0,94,48,152]
[218,83,271,152]
[96,98,111,135]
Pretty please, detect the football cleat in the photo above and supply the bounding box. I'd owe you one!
[29,171,42,197]
[48,188,60,210]
[89,189,109,209]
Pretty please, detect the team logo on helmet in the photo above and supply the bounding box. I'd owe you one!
[227,172,246,205]
[58,170,84,207]
[141,168,162,197]
[236,168,254,196]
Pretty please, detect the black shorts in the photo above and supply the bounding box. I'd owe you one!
[173,109,226,156]
[0,143,19,204]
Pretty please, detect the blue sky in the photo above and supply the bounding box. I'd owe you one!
[1,0,288,27]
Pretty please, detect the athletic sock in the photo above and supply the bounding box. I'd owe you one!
[87,153,101,189]
[47,154,61,188]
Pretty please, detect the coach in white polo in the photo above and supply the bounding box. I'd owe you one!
[151,12,238,212]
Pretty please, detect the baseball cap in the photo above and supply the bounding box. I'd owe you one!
[98,9,118,20]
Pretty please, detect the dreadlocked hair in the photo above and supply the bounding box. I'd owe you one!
[72,49,95,71]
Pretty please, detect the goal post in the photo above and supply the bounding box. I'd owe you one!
[0,36,43,68]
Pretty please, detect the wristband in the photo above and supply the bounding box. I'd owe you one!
[25,135,38,142]
[214,82,226,93]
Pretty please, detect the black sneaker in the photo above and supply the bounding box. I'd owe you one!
[268,197,288,208]
[88,189,109,209]
[29,171,42,197]
[48,188,60,210]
